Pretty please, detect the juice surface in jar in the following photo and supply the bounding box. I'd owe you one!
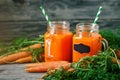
[73,23,102,62]
[44,21,73,62]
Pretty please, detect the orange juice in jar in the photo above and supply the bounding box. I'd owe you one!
[44,21,73,62]
[72,23,102,62]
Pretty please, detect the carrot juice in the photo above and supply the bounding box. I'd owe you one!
[44,21,73,62]
[73,23,102,62]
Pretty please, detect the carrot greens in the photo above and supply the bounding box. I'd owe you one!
[100,28,120,49]
[40,27,120,80]
[0,35,44,62]
[42,48,120,80]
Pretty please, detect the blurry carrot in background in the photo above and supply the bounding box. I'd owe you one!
[112,57,120,64]
[21,43,42,51]
[0,43,43,64]
[0,52,31,64]
[25,61,71,72]
[15,56,32,63]
[115,50,120,58]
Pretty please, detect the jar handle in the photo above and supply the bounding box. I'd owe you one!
[102,38,108,51]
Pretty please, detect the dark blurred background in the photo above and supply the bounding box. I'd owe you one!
[0,0,120,46]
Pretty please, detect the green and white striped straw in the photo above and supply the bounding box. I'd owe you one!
[93,6,103,25]
[40,6,51,23]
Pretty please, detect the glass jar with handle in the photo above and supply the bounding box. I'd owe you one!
[44,21,73,62]
[73,23,108,62]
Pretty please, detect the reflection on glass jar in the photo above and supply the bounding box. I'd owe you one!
[73,23,102,62]
[44,21,73,62]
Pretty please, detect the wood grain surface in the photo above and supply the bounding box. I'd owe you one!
[0,64,43,80]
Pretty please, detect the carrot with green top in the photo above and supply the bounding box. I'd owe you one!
[0,51,31,64]
[0,43,42,64]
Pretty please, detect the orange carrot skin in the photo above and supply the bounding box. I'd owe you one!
[21,43,42,50]
[0,52,31,64]
[26,66,49,72]
[0,43,42,64]
[15,56,32,63]
[26,61,69,68]
[26,63,70,72]
[25,61,71,72]
[115,50,120,58]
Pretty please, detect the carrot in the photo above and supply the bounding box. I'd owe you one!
[112,57,120,64]
[15,56,32,63]
[0,52,31,64]
[115,50,120,58]
[25,61,71,72]
[21,43,42,51]
[26,61,69,68]
[0,43,42,64]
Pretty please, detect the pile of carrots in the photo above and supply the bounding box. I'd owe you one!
[0,43,71,72]
[0,43,42,64]
[0,43,120,73]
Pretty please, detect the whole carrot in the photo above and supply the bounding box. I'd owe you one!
[0,43,42,64]
[15,56,32,63]
[21,43,42,51]
[0,52,31,64]
[26,61,69,68]
[25,61,71,72]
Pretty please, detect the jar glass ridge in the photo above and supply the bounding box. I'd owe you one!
[76,23,99,37]
[47,21,70,34]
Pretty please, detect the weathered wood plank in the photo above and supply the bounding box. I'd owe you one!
[0,0,120,21]
[0,21,46,46]
[0,19,120,46]
[0,64,43,80]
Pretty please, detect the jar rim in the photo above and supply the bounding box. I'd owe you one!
[48,21,70,28]
[76,23,99,28]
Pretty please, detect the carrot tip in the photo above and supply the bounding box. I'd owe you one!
[25,69,29,72]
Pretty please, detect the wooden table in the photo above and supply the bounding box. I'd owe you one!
[0,64,43,80]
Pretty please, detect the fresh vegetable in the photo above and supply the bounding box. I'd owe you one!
[15,56,32,63]
[31,47,44,62]
[25,61,70,72]
[115,50,120,58]
[0,51,31,64]
[112,57,120,64]
[0,35,44,56]
[0,35,44,64]
[100,28,120,49]
[40,48,120,80]
[21,43,42,51]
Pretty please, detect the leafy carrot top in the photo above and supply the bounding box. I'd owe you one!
[0,35,44,62]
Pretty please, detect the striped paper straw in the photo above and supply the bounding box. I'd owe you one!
[93,6,103,25]
[40,6,51,23]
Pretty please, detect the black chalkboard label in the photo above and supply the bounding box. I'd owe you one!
[74,43,90,53]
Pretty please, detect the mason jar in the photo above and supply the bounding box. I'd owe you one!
[73,23,103,62]
[44,21,73,62]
